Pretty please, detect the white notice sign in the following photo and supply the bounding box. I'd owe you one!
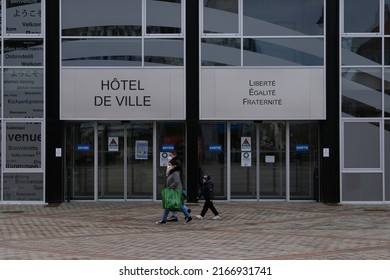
[241,152,252,167]
[108,137,119,152]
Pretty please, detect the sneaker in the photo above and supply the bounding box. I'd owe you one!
[196,215,204,220]
[167,216,178,222]
[155,220,166,224]
[184,216,193,224]
[212,215,221,220]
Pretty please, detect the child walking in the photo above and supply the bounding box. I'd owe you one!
[196,175,221,220]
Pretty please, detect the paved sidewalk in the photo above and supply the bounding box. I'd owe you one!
[0,201,390,260]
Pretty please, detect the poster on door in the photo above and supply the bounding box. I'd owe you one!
[241,137,251,151]
[108,137,119,152]
[241,151,252,167]
[160,152,169,167]
[135,140,148,160]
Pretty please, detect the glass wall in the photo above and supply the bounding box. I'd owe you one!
[156,122,186,200]
[341,0,388,202]
[201,0,324,67]
[290,121,319,200]
[1,0,45,202]
[61,0,184,67]
[199,123,227,199]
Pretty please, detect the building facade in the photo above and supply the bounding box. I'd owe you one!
[0,0,388,204]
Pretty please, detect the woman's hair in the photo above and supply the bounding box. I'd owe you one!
[169,157,181,167]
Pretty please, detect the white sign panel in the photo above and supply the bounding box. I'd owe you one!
[241,152,252,167]
[108,137,119,152]
[61,69,185,120]
[201,68,325,120]
[265,155,275,163]
[160,152,169,167]
[241,137,251,151]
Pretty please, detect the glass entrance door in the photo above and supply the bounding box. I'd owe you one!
[230,121,286,199]
[259,122,286,199]
[231,122,257,199]
[126,123,153,199]
[98,123,125,199]
[97,122,153,200]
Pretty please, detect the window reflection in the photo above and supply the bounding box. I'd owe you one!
[203,0,239,34]
[62,25,142,37]
[243,38,323,66]
[384,68,390,117]
[342,68,382,117]
[344,122,380,168]
[61,0,142,36]
[344,0,379,33]
[243,0,324,36]
[342,38,381,65]
[146,0,182,34]
[62,39,142,66]
[144,39,184,66]
[201,38,240,66]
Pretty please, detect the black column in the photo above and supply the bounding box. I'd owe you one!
[185,1,200,203]
[320,0,340,203]
[45,0,63,203]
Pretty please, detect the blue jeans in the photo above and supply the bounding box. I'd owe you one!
[170,204,189,219]
[162,204,190,221]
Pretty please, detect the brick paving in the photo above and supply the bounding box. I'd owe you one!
[0,201,390,260]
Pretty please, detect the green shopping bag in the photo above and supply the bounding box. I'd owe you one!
[161,188,181,211]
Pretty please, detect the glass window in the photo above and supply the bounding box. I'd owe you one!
[385,68,390,117]
[342,38,381,65]
[243,0,324,36]
[146,0,182,34]
[3,68,44,118]
[61,39,142,66]
[341,68,382,118]
[144,39,184,66]
[3,173,43,201]
[343,122,380,168]
[384,38,390,64]
[5,122,42,169]
[201,38,240,66]
[6,0,42,34]
[0,3,2,36]
[61,0,142,36]
[0,74,2,116]
[342,173,382,201]
[4,39,44,67]
[203,0,239,34]
[344,0,379,33]
[385,0,390,34]
[385,121,390,201]
[243,38,324,66]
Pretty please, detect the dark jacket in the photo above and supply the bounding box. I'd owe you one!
[198,180,214,200]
